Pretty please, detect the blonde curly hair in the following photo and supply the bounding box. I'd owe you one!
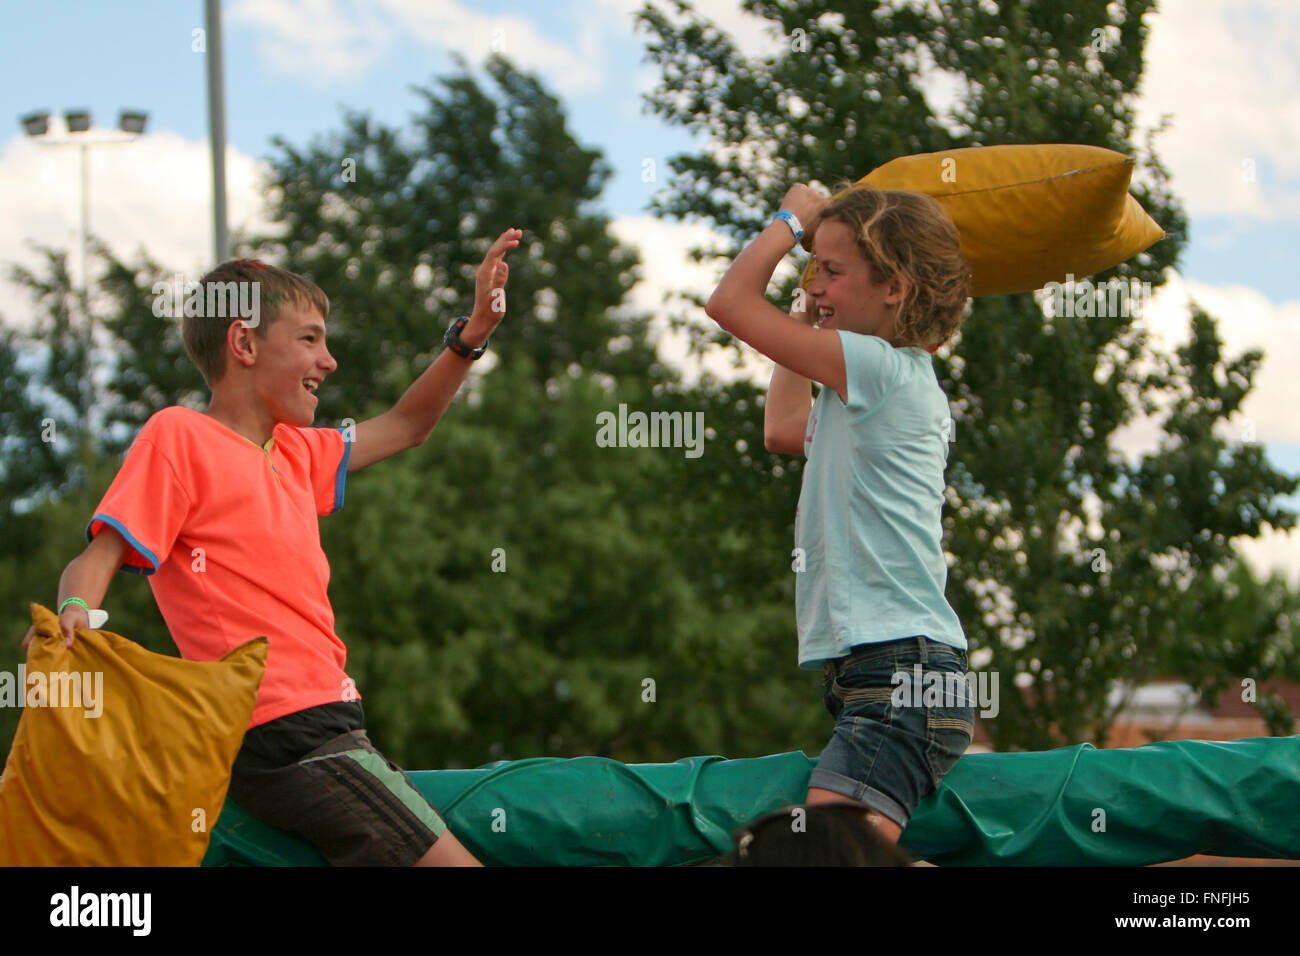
[803,185,970,350]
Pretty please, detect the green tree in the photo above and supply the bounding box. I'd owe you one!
[0,327,63,538]
[4,247,97,499]
[636,0,1298,749]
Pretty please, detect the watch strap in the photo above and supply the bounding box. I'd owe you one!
[444,316,488,359]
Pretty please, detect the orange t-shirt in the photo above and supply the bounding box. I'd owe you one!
[87,406,360,727]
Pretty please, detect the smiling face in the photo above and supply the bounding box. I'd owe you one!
[243,305,337,427]
[807,219,909,344]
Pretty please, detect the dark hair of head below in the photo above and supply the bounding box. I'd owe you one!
[721,803,914,867]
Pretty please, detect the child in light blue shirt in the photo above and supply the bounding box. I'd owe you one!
[796,328,966,666]
[706,182,975,845]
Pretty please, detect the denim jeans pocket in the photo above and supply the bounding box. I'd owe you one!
[924,704,974,787]
[827,658,896,715]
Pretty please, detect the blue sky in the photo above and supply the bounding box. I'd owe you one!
[2,0,1298,580]
[1,0,696,221]
[0,1,1294,296]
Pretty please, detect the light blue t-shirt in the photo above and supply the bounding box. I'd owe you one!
[794,330,966,667]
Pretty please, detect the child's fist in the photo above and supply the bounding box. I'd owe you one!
[20,604,86,650]
[779,184,830,251]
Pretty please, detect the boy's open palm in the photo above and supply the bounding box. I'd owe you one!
[346,227,522,475]
[471,228,522,328]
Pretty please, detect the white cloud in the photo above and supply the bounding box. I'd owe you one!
[380,0,604,93]
[1233,524,1300,589]
[229,0,608,94]
[1109,270,1300,454]
[1137,0,1300,219]
[229,0,394,86]
[0,122,272,333]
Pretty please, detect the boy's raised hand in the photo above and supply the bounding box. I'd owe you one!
[344,227,522,474]
[469,228,522,331]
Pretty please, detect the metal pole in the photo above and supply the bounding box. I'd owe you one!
[206,0,230,262]
[78,139,95,464]
[79,140,90,317]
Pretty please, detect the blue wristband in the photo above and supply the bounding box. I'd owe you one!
[773,210,803,244]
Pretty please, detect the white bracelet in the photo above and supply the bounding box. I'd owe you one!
[772,210,803,244]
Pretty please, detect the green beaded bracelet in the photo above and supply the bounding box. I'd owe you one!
[58,596,90,616]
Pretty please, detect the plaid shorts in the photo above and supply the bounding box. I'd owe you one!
[228,702,447,867]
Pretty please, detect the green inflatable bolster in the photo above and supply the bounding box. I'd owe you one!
[202,737,1300,866]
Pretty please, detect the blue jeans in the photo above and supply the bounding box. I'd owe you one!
[809,636,974,829]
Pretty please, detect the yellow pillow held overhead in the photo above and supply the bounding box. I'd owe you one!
[0,604,266,866]
[805,144,1165,298]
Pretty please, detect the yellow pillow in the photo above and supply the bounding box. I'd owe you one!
[0,604,266,866]
[805,144,1164,298]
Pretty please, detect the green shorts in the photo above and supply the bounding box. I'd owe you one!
[228,702,448,867]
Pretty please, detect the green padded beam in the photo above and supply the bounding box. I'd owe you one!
[203,736,1300,866]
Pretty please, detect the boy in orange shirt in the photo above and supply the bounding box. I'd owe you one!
[24,228,521,866]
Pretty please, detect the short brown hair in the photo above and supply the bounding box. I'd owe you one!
[182,259,330,386]
[811,185,970,350]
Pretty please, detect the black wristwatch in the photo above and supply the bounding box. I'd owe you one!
[444,316,488,360]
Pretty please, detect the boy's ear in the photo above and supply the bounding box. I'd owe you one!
[225,319,259,370]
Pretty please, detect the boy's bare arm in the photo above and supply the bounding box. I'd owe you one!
[22,526,129,649]
[347,228,521,474]
[347,337,492,473]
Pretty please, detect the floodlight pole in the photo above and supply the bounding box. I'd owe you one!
[207,0,230,262]
[22,119,142,322]
[19,109,145,466]
[79,141,90,321]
